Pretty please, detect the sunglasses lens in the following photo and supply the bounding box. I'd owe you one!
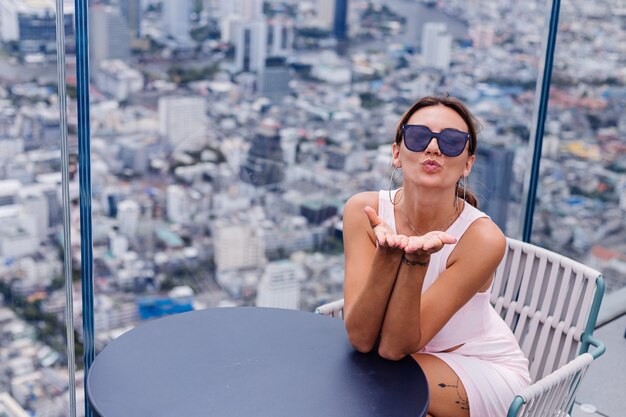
[404,125,432,152]
[438,130,468,157]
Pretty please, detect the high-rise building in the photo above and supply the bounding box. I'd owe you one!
[316,0,335,30]
[421,22,452,72]
[0,0,74,53]
[89,5,131,69]
[220,0,262,21]
[256,260,303,310]
[234,19,268,73]
[258,57,291,101]
[162,0,190,42]
[333,0,348,40]
[158,96,207,151]
[237,0,263,21]
[316,0,348,39]
[119,0,141,40]
[18,186,48,240]
[117,199,140,237]
[213,223,266,272]
[267,18,294,57]
[0,180,20,207]
[468,144,515,233]
[166,185,189,225]
[240,119,285,189]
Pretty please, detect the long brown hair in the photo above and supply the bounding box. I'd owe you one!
[394,96,480,208]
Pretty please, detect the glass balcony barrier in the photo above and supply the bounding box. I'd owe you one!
[0,0,624,416]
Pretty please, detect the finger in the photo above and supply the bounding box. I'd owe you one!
[437,233,457,245]
[374,229,387,246]
[364,206,382,228]
[422,236,442,251]
[404,237,424,252]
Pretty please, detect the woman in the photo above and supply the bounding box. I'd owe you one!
[343,96,531,417]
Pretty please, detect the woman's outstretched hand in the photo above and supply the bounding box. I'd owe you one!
[404,232,457,258]
[364,206,457,257]
[364,206,408,249]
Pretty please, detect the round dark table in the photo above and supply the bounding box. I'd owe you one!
[87,307,429,417]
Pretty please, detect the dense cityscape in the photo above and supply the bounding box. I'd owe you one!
[0,0,625,415]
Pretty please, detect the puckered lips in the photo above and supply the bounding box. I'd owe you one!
[421,158,442,173]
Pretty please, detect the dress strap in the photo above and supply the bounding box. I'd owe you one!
[378,189,399,233]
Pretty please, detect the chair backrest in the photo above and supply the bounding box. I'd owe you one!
[490,238,603,382]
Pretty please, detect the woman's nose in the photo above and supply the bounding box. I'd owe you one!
[424,137,441,155]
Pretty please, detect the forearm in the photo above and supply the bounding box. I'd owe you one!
[378,255,428,360]
[345,248,403,353]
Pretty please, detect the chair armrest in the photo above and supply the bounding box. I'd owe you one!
[314,299,345,319]
[581,334,606,359]
[507,353,595,417]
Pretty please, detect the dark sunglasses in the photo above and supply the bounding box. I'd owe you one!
[402,124,470,157]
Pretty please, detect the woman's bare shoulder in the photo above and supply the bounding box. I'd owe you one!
[458,217,506,258]
[344,191,379,214]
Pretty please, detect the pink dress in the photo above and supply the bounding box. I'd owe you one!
[379,190,531,417]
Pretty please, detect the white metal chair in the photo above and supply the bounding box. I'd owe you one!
[315,237,606,417]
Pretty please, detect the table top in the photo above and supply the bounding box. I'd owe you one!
[87,307,429,417]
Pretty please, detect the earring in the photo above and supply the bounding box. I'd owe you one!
[455,180,459,212]
[388,165,402,206]
[463,175,468,203]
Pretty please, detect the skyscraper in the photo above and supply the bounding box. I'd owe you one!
[268,18,294,57]
[158,96,207,151]
[233,19,267,73]
[166,185,189,225]
[119,0,141,40]
[421,22,452,72]
[316,0,348,39]
[468,144,515,233]
[89,5,131,69]
[316,0,335,30]
[117,199,140,237]
[239,120,285,189]
[256,260,303,310]
[162,0,190,42]
[333,0,348,40]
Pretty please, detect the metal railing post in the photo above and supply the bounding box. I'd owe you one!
[520,0,562,243]
[73,0,95,416]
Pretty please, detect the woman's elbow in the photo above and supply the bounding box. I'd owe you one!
[377,342,406,361]
[377,337,421,361]
[347,331,376,353]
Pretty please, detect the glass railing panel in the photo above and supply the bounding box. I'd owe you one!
[0,0,77,415]
[532,0,626,295]
[81,0,552,346]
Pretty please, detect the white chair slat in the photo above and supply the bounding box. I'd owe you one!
[557,327,577,369]
[538,261,561,322]
[531,315,555,380]
[552,264,573,324]
[575,275,596,335]
[545,321,566,381]
[563,269,585,330]
[491,247,508,303]
[516,253,538,316]
[504,300,520,330]
[513,305,532,344]
[503,244,523,304]
[527,255,548,314]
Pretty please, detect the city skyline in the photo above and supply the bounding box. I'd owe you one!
[0,0,625,416]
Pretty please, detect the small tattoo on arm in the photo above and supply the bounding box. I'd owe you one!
[438,379,469,411]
